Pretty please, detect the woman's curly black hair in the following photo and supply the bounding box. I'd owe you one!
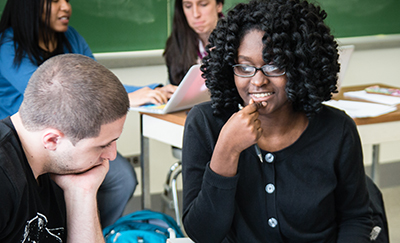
[202,0,340,118]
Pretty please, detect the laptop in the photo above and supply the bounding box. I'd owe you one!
[337,45,355,90]
[130,64,210,114]
[330,45,354,98]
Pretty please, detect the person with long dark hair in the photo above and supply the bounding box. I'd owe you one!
[0,0,176,120]
[0,0,169,228]
[181,0,387,242]
[163,0,224,85]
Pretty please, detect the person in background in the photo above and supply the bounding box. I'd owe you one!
[0,0,176,228]
[181,0,382,242]
[163,0,224,85]
[0,53,127,242]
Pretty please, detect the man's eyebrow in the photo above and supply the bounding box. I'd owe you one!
[100,137,119,147]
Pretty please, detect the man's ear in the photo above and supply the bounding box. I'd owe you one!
[42,129,64,151]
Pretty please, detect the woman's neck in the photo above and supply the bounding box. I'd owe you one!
[257,109,309,152]
[198,33,210,47]
[38,31,57,53]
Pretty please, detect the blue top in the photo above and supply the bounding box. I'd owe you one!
[0,27,160,119]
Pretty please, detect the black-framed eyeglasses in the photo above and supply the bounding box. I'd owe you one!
[232,64,286,77]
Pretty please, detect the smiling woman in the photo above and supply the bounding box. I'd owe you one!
[181,0,386,242]
[233,30,290,116]
[37,0,72,56]
[42,0,71,34]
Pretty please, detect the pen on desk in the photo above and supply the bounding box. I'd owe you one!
[238,103,263,163]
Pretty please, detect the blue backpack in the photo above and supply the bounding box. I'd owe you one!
[103,210,184,243]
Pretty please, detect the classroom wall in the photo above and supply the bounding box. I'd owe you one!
[96,36,400,195]
[2,0,397,53]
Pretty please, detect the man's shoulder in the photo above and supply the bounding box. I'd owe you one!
[0,118,15,148]
[0,120,66,242]
[0,118,11,138]
[0,117,19,149]
[0,118,28,193]
[0,120,29,241]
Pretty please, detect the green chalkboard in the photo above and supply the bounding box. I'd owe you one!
[70,0,169,53]
[1,0,400,53]
[319,0,400,38]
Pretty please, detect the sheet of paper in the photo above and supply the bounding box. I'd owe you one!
[343,90,400,106]
[167,238,195,243]
[324,100,397,118]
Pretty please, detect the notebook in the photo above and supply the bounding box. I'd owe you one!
[130,64,209,114]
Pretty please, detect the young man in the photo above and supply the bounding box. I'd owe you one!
[0,54,129,242]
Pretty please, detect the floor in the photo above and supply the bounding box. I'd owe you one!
[381,185,400,242]
[124,185,400,242]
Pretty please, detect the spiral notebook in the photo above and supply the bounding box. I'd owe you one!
[130,64,209,114]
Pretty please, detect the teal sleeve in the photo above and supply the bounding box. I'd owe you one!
[123,83,162,93]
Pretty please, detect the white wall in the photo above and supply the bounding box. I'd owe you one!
[97,36,400,195]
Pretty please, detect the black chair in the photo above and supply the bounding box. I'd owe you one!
[366,175,389,242]
[161,147,183,230]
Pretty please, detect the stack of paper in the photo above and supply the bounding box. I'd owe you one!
[343,90,400,106]
[324,100,397,118]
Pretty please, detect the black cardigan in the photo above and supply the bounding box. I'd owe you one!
[181,102,372,243]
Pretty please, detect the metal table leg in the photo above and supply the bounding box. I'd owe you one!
[140,114,151,209]
[371,144,380,186]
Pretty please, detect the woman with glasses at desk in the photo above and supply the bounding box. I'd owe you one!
[181,0,387,242]
[0,0,176,228]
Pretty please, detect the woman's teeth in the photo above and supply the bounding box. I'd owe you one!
[253,93,272,98]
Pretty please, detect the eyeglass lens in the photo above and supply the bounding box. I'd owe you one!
[233,64,285,77]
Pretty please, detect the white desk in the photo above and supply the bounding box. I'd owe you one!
[140,112,187,209]
[139,84,400,209]
[338,84,400,186]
